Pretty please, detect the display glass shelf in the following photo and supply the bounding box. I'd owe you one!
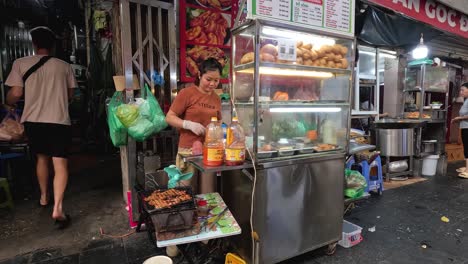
[232,21,354,161]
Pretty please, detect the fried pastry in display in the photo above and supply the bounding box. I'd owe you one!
[240,52,254,64]
[144,189,192,210]
[314,144,337,151]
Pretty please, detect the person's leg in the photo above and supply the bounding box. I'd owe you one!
[36,154,51,205]
[51,157,68,219]
[462,129,468,171]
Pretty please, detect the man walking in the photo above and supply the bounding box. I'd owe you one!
[5,26,76,228]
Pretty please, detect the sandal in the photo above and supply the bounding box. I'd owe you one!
[458,172,468,179]
[456,167,466,173]
[54,214,71,229]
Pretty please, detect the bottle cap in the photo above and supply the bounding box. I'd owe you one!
[211,117,218,122]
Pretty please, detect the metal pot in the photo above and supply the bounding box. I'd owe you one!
[377,128,414,156]
[388,160,408,173]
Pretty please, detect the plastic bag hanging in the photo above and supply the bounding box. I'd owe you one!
[107,91,128,147]
[144,84,168,133]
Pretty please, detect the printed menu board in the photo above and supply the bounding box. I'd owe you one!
[248,0,354,37]
[180,0,235,83]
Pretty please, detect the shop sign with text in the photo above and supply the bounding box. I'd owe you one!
[368,0,468,39]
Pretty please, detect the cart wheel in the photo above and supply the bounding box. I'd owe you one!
[326,242,337,255]
[378,184,383,196]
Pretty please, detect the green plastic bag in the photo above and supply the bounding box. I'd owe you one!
[344,169,367,198]
[143,84,168,133]
[126,85,168,142]
[107,91,128,147]
[116,104,139,127]
[128,117,155,142]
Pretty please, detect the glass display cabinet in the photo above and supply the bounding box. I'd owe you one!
[223,19,355,264]
[232,21,354,162]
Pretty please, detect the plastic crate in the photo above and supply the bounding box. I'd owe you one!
[338,220,363,248]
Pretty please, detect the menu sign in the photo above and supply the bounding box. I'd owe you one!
[248,0,354,37]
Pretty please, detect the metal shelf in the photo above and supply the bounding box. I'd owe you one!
[234,62,352,75]
[235,100,349,106]
[403,88,447,93]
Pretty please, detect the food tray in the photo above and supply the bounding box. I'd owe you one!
[278,149,296,156]
[311,145,340,153]
[298,147,316,154]
[257,150,277,158]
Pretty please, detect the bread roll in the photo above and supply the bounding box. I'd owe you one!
[240,52,254,64]
[334,54,343,62]
[311,60,319,66]
[302,43,312,50]
[310,50,318,60]
[326,53,335,60]
[327,61,336,68]
[303,50,312,60]
[340,59,349,68]
[296,48,303,57]
[319,58,327,66]
[260,53,276,62]
[341,46,348,56]
[304,59,313,66]
[260,44,278,56]
[335,63,343,68]
[296,57,304,65]
[296,41,303,48]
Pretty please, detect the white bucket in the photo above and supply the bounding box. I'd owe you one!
[422,155,439,176]
[143,256,173,264]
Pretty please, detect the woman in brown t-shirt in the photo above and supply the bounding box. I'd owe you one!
[166,58,222,193]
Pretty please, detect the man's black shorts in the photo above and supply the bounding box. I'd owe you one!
[24,122,71,158]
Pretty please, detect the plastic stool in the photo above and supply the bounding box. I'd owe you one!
[346,155,384,195]
[0,178,14,209]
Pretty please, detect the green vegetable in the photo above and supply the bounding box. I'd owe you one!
[272,119,307,141]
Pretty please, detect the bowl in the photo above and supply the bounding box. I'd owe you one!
[430,104,443,109]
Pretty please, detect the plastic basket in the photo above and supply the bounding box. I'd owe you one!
[338,220,363,248]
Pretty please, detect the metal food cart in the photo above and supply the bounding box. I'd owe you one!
[218,16,355,263]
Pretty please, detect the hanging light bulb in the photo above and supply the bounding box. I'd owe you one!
[412,33,428,59]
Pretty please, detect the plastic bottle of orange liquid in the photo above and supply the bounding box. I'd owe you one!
[225,116,246,166]
[203,117,224,166]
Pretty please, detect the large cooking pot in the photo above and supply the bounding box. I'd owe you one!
[377,128,414,156]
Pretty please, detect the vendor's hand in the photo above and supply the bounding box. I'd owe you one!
[451,117,461,124]
[183,120,205,136]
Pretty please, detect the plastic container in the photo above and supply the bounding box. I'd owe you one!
[143,256,173,264]
[203,117,224,166]
[225,117,246,166]
[422,155,439,176]
[338,220,363,248]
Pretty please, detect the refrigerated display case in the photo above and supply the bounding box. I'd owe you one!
[221,19,355,264]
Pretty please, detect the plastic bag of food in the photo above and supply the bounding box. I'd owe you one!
[128,117,155,142]
[144,84,168,133]
[0,111,24,141]
[107,91,127,147]
[116,103,139,127]
[344,169,367,198]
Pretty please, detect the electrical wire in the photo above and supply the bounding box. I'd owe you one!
[247,147,257,263]
[99,227,136,239]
